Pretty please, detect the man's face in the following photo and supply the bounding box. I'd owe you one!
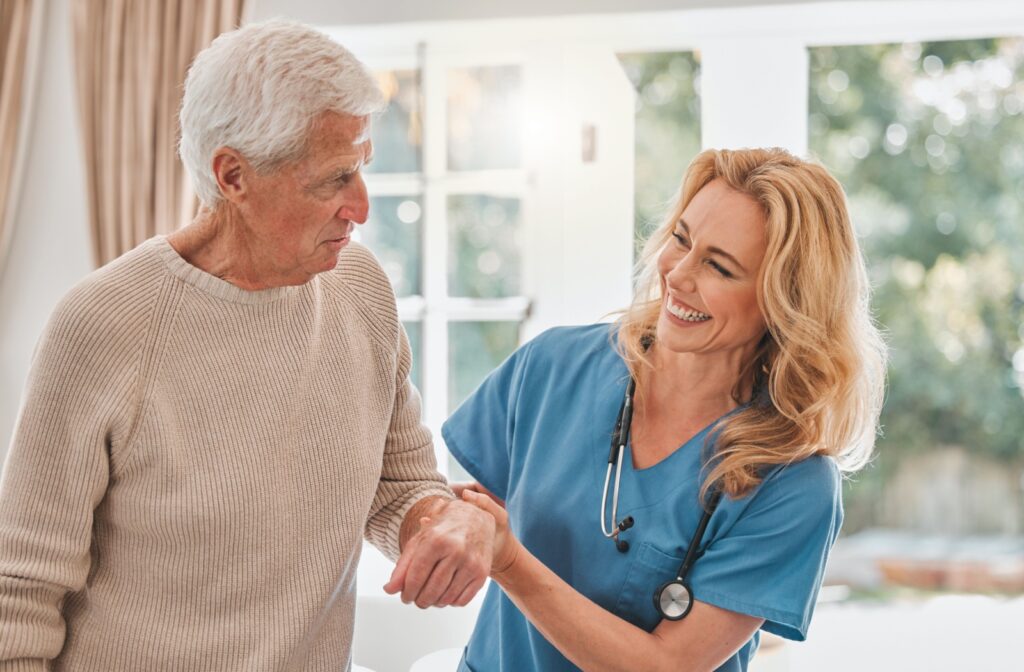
[239,111,373,283]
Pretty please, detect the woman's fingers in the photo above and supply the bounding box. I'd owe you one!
[461,489,519,575]
[451,482,506,509]
[462,489,507,527]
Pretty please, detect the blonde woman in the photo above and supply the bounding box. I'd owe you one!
[441,148,886,671]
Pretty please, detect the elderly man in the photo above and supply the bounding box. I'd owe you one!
[0,20,492,670]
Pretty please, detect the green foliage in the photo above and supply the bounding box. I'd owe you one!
[618,52,702,252]
[809,39,1024,530]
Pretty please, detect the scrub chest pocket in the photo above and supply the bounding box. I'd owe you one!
[613,541,688,631]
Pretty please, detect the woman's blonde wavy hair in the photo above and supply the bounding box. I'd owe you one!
[617,147,886,501]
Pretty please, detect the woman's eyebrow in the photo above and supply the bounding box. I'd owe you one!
[678,218,747,273]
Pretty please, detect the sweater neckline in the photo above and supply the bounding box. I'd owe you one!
[149,235,307,305]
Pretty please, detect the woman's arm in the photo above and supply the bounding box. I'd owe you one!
[462,490,763,672]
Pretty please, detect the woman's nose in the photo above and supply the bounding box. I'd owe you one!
[665,256,698,294]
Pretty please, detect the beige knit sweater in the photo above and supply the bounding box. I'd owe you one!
[0,237,452,670]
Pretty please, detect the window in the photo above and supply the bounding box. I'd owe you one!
[348,45,635,478]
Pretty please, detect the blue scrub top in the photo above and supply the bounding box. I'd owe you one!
[442,324,843,672]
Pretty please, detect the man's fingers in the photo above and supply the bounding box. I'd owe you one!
[384,526,423,594]
[400,542,441,605]
[413,556,458,608]
[452,575,487,607]
[437,571,474,608]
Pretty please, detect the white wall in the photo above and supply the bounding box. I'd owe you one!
[0,0,92,463]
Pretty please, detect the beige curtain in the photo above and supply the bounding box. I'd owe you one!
[0,0,36,275]
[72,0,246,267]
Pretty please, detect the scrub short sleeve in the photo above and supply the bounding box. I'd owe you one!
[689,456,843,641]
[441,342,533,502]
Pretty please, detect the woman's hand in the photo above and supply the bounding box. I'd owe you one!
[460,488,520,576]
[450,481,506,508]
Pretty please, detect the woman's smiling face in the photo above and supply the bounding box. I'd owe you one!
[655,178,769,360]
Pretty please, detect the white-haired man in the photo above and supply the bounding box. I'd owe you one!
[0,20,493,670]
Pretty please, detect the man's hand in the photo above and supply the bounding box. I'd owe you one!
[383,497,495,608]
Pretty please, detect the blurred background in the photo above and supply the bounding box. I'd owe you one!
[1,1,1022,670]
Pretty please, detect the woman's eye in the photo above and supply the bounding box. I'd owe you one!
[709,260,732,278]
[672,233,689,247]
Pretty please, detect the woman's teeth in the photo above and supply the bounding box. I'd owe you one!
[667,302,711,322]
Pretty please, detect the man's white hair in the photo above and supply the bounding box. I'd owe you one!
[179,19,386,206]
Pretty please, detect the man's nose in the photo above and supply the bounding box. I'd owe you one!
[342,174,370,224]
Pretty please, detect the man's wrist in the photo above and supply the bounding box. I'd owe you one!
[399,494,454,550]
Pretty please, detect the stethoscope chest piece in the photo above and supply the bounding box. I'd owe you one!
[655,579,694,621]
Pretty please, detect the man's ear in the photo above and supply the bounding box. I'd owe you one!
[211,147,249,204]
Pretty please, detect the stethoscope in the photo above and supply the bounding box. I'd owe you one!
[601,376,722,621]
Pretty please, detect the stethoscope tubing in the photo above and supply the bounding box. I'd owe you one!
[601,378,634,539]
[601,374,722,620]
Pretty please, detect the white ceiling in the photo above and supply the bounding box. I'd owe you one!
[249,0,875,27]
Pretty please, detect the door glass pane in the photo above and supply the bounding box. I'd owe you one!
[617,52,702,249]
[360,196,423,297]
[447,195,521,298]
[448,321,520,412]
[447,321,521,478]
[447,65,523,171]
[369,70,421,174]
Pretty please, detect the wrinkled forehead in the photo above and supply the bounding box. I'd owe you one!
[307,113,372,161]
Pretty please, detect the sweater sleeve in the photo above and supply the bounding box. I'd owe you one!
[0,284,143,667]
[363,324,453,560]
[334,243,452,561]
